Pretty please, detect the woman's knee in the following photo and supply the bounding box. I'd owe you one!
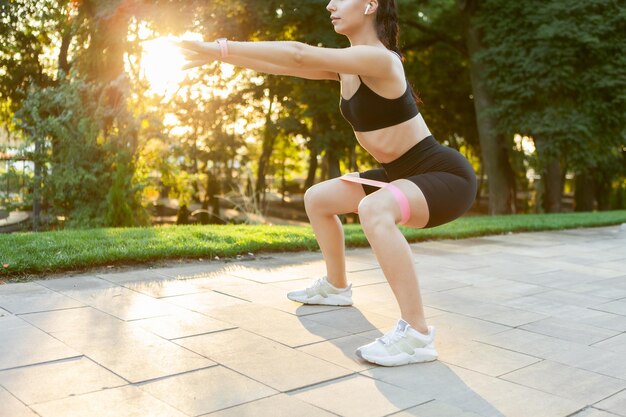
[304,184,329,215]
[305,175,365,217]
[358,196,396,233]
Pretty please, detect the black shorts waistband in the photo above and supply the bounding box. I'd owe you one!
[381,135,439,178]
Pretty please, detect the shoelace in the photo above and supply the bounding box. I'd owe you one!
[378,326,406,346]
[311,277,326,290]
[306,277,327,296]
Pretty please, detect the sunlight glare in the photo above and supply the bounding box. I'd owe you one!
[141,34,202,95]
[514,134,536,155]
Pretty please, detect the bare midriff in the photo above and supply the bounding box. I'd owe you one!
[354,113,432,164]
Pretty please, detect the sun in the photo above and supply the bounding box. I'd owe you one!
[140,34,202,95]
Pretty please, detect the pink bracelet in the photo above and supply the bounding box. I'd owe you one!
[216,38,228,59]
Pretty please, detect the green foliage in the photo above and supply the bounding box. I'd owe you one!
[2,210,626,279]
[0,0,60,118]
[610,178,626,209]
[15,78,107,226]
[190,0,362,177]
[7,0,625,224]
[476,0,626,173]
[15,76,148,228]
[106,155,145,227]
[401,0,479,151]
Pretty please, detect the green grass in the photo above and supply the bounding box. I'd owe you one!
[1,210,625,280]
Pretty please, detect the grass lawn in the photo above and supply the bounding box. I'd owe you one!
[1,210,625,281]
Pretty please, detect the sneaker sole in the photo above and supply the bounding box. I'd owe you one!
[287,293,353,306]
[356,347,438,366]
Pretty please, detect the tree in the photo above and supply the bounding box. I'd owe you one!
[476,0,626,212]
[456,0,517,213]
[0,0,73,227]
[184,0,357,204]
[15,79,113,228]
[397,0,516,213]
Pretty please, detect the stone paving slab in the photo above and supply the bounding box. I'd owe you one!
[570,408,626,417]
[19,306,125,333]
[30,385,189,417]
[129,310,236,340]
[137,366,278,416]
[0,386,39,417]
[201,303,351,347]
[390,400,486,417]
[174,328,353,392]
[290,374,432,417]
[206,393,338,416]
[297,332,378,373]
[50,324,215,384]
[0,224,624,416]
[0,357,127,405]
[0,283,85,315]
[592,389,626,416]
[499,360,626,404]
[0,317,81,371]
[55,286,187,321]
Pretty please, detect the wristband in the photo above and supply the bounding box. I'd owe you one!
[216,38,228,59]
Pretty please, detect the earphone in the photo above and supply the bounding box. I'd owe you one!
[364,4,372,15]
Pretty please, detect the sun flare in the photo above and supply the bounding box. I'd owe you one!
[140,34,202,95]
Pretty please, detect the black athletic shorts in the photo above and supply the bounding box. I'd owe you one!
[359,135,477,228]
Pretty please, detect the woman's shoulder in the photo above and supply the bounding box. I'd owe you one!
[390,50,402,60]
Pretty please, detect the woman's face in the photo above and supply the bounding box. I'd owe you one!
[326,0,371,35]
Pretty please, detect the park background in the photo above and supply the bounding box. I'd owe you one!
[0,0,625,233]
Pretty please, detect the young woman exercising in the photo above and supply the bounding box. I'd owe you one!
[179,0,476,366]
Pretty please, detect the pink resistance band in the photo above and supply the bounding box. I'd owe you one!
[340,175,411,225]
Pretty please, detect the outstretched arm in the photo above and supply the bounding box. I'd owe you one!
[179,39,397,79]
[181,44,339,81]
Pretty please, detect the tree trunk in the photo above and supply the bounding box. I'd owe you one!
[543,157,563,213]
[191,131,200,201]
[499,138,517,213]
[475,162,485,210]
[574,172,595,212]
[255,94,276,205]
[349,144,358,172]
[57,31,72,78]
[459,0,515,214]
[327,151,341,179]
[207,169,223,224]
[534,136,563,213]
[280,153,286,205]
[595,176,611,211]
[305,139,319,190]
[83,0,127,83]
[32,139,43,231]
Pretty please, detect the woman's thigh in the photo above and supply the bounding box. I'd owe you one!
[394,172,476,227]
[369,179,430,229]
[304,172,366,216]
[360,171,474,229]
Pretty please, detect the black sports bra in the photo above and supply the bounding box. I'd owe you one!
[339,75,420,132]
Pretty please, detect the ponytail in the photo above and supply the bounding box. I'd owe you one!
[374,0,422,105]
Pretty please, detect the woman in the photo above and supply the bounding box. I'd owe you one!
[179,0,477,367]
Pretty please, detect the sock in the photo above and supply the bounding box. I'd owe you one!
[325,277,349,291]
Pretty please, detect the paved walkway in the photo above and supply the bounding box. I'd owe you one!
[1,226,626,417]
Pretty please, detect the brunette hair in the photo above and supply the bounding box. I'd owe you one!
[374,0,422,104]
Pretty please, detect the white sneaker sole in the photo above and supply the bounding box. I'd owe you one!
[356,347,438,366]
[287,293,353,306]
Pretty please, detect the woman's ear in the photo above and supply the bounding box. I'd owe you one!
[364,1,378,15]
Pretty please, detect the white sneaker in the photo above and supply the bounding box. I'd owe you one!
[356,319,438,366]
[287,276,353,306]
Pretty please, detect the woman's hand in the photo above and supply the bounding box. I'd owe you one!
[175,40,214,70]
